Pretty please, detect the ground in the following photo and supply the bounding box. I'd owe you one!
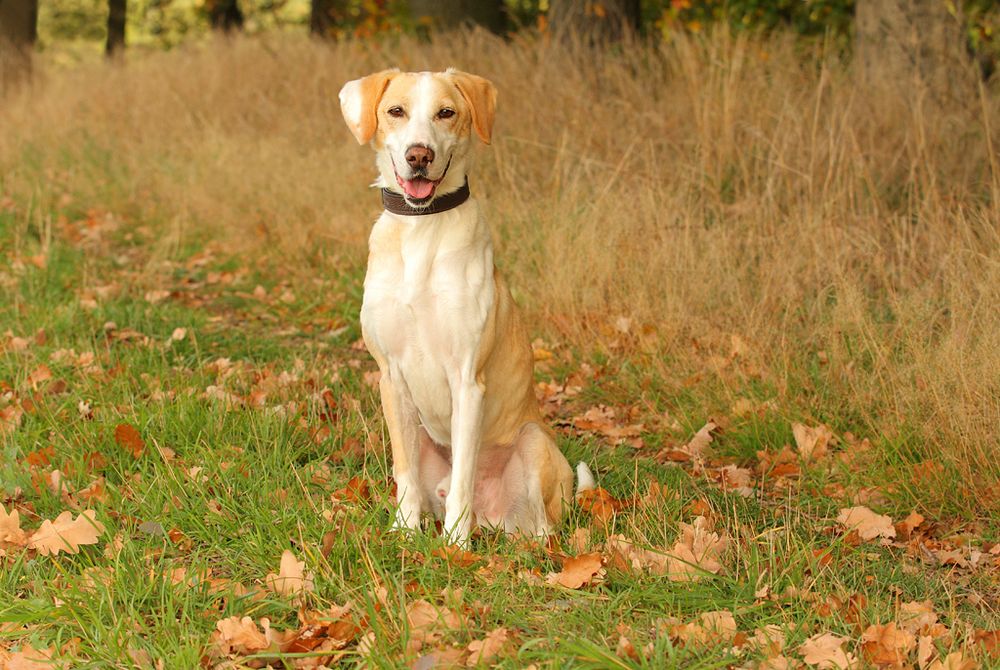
[1,199,997,668]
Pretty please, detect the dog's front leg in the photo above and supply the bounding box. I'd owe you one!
[379,373,424,530]
[444,372,484,545]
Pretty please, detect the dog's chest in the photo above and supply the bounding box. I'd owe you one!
[361,208,494,444]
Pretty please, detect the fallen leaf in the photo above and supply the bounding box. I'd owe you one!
[212,616,270,655]
[465,627,509,666]
[45,469,69,496]
[917,636,935,668]
[126,648,152,668]
[5,644,62,670]
[144,289,170,304]
[616,628,640,660]
[571,405,643,445]
[674,610,738,646]
[928,652,976,670]
[412,647,466,669]
[432,545,480,568]
[605,517,728,583]
[577,487,630,524]
[113,423,145,458]
[0,503,26,545]
[898,601,938,635]
[1,404,24,435]
[684,421,719,457]
[895,511,925,539]
[837,506,896,541]
[265,550,314,596]
[715,465,755,496]
[545,552,605,589]
[28,510,105,556]
[861,622,915,667]
[800,632,857,669]
[792,423,833,461]
[750,625,787,658]
[665,516,728,581]
[406,599,463,637]
[333,476,372,503]
[76,478,109,504]
[27,364,53,389]
[933,548,970,568]
[973,630,998,658]
[568,527,591,554]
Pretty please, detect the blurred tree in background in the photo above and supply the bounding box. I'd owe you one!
[206,0,243,31]
[0,0,38,91]
[547,0,640,42]
[15,0,1000,80]
[409,0,507,35]
[309,0,341,37]
[106,0,125,54]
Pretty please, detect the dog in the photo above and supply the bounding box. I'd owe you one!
[339,68,593,544]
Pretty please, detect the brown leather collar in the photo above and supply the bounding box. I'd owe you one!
[381,179,470,216]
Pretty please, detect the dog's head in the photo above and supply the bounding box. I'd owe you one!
[339,69,496,209]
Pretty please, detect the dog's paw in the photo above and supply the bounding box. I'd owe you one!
[392,506,423,532]
[443,511,473,547]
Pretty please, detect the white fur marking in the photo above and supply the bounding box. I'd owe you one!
[576,462,596,497]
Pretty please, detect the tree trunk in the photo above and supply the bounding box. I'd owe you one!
[0,0,37,93]
[310,0,341,39]
[207,0,243,33]
[855,0,977,106]
[547,0,640,43]
[106,0,126,57]
[410,0,507,35]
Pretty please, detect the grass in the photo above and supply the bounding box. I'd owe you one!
[1,27,999,668]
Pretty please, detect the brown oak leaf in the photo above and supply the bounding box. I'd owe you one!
[212,616,270,656]
[465,627,510,666]
[265,549,314,596]
[898,601,938,635]
[800,632,857,669]
[545,552,605,589]
[861,622,915,667]
[113,423,145,458]
[837,506,896,541]
[928,652,976,670]
[28,510,105,556]
[0,503,27,545]
[792,423,833,461]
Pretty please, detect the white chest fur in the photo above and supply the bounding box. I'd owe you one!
[360,199,495,446]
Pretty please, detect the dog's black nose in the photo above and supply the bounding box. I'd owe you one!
[405,145,435,170]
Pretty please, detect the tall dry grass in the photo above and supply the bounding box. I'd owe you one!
[1,29,998,512]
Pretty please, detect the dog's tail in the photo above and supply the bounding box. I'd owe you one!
[575,461,596,499]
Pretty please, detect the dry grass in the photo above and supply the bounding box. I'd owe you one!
[2,28,998,512]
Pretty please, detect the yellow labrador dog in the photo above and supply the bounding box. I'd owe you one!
[339,69,592,543]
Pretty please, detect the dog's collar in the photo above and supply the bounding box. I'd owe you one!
[381,179,471,216]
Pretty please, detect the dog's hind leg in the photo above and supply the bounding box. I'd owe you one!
[504,422,572,536]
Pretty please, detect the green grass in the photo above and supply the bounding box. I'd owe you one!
[1,205,997,668]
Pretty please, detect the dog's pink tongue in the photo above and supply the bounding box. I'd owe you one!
[402,178,434,199]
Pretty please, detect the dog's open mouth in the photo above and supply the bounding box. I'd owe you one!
[395,173,441,203]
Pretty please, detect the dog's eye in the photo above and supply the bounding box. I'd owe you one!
[437,108,455,120]
[387,106,405,118]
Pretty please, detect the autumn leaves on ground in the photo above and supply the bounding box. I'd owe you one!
[1,27,999,669]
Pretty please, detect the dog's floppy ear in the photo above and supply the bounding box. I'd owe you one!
[339,69,399,145]
[446,69,497,145]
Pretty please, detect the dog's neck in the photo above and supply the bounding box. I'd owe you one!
[381,179,471,217]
